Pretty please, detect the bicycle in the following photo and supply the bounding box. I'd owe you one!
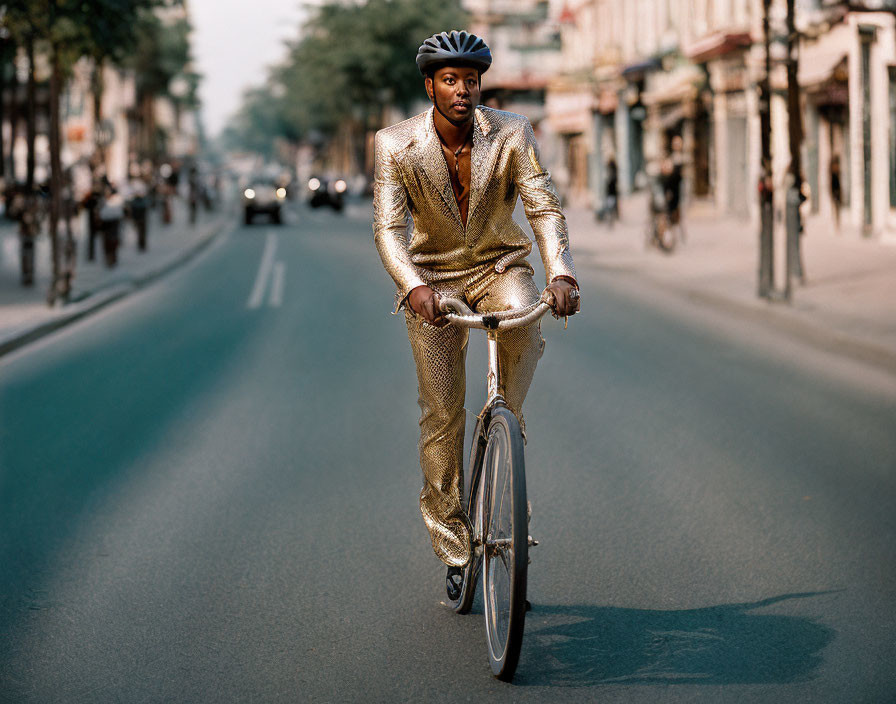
[645,180,677,254]
[438,292,554,681]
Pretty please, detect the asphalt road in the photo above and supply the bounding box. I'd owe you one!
[1,202,894,703]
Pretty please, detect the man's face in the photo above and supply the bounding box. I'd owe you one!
[426,65,480,124]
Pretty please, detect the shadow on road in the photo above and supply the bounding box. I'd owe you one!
[517,592,837,687]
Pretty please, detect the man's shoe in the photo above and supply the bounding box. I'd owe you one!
[446,566,464,601]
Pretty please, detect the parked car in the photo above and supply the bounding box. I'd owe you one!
[308,176,346,212]
[243,179,286,224]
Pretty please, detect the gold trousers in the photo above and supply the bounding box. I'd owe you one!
[405,265,545,566]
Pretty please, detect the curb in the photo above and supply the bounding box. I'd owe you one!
[596,262,896,376]
[0,217,232,359]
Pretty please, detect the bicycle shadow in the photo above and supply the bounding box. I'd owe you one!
[516,592,838,687]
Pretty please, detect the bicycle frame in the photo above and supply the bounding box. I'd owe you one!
[438,295,552,413]
[441,294,555,678]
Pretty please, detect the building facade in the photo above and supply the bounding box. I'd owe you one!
[486,0,896,241]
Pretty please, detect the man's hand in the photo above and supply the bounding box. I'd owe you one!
[408,285,448,327]
[544,277,580,317]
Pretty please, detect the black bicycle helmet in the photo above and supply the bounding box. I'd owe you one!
[416,30,492,76]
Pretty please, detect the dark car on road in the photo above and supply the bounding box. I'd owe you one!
[243,180,286,224]
[308,176,347,212]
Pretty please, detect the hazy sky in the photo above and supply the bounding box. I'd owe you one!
[190,0,306,137]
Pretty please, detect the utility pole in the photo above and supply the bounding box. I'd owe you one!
[784,0,804,300]
[758,0,774,298]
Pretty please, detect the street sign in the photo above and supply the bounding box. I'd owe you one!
[95,119,115,147]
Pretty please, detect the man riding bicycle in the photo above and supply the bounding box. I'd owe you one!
[373,30,580,595]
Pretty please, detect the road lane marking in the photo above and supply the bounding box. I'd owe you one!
[247,232,278,309]
[269,262,285,308]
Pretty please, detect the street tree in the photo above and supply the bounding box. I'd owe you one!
[227,0,467,173]
[130,5,199,162]
[1,0,170,303]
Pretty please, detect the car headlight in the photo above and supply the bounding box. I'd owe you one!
[308,178,321,191]
[276,187,287,199]
[244,188,256,199]
[334,179,347,194]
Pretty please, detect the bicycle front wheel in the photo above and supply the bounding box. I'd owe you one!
[450,416,487,615]
[481,406,528,681]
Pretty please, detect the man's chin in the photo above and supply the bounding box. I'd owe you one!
[435,101,476,126]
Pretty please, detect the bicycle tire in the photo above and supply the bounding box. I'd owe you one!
[481,406,528,681]
[450,416,487,614]
[659,220,677,252]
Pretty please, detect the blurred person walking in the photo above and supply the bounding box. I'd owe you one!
[81,178,105,261]
[9,184,38,286]
[126,168,151,252]
[98,184,125,267]
[601,156,619,225]
[829,155,842,233]
[188,166,199,225]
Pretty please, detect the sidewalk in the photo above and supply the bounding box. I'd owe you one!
[0,202,230,357]
[568,192,896,373]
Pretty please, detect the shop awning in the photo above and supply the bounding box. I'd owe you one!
[800,54,847,88]
[799,21,850,87]
[621,58,661,79]
[685,32,752,63]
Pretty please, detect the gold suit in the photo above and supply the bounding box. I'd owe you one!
[373,106,577,566]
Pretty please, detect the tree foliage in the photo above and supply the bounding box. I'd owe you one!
[2,0,164,70]
[225,0,467,155]
[131,6,198,105]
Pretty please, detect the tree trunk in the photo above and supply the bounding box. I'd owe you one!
[46,46,63,305]
[141,91,156,161]
[6,53,18,179]
[784,0,804,299]
[92,56,105,172]
[25,34,36,190]
[758,0,774,299]
[0,41,7,181]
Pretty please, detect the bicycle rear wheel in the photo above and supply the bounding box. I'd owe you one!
[481,406,528,681]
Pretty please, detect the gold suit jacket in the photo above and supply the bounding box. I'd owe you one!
[373,106,577,311]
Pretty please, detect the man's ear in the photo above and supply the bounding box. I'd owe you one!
[424,76,434,101]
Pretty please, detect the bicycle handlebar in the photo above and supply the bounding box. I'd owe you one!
[438,294,554,330]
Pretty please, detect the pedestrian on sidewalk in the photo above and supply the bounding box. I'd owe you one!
[81,177,105,261]
[782,165,809,285]
[188,165,199,226]
[829,155,842,233]
[157,163,175,225]
[126,168,151,252]
[98,184,125,268]
[602,156,619,225]
[9,183,38,286]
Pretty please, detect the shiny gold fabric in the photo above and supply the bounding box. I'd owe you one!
[373,106,575,566]
[406,267,545,566]
[373,106,577,312]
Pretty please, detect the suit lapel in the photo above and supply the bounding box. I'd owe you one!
[416,108,463,228]
[468,107,500,224]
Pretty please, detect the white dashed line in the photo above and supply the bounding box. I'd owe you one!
[269,262,286,308]
[247,232,278,309]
